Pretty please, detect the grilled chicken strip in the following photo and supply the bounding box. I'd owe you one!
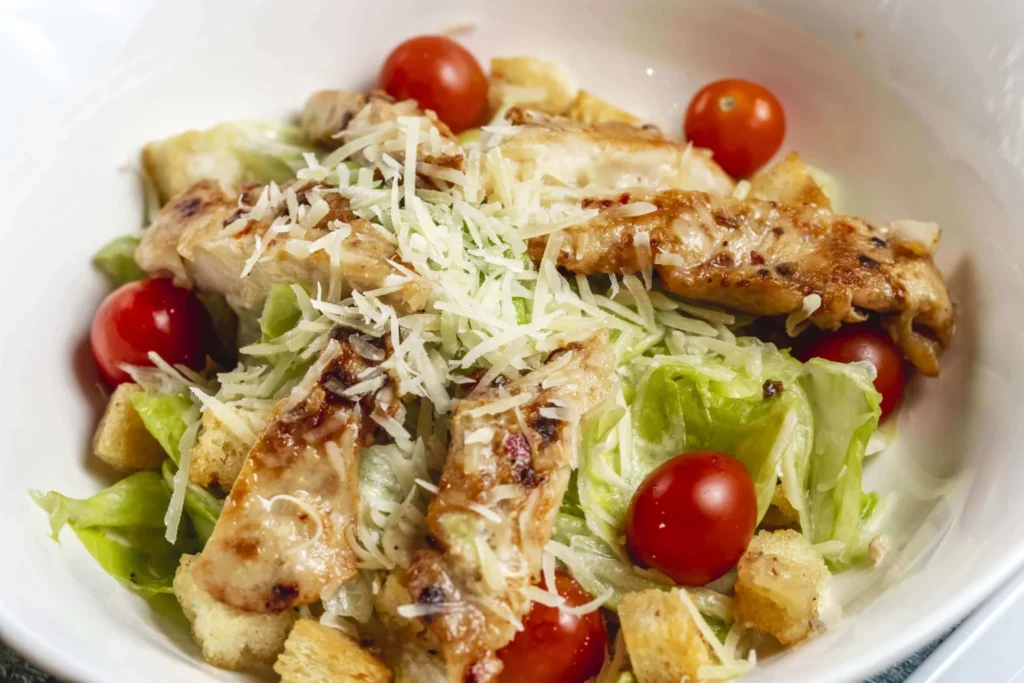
[194,330,394,613]
[495,107,735,196]
[303,89,459,155]
[136,179,430,312]
[528,191,954,376]
[406,332,614,682]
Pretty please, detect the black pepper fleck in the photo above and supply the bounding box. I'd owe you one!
[418,585,444,605]
[858,254,879,268]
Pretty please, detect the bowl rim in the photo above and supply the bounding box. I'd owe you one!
[1,2,1021,681]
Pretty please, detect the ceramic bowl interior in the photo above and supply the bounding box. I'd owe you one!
[1,1,1023,681]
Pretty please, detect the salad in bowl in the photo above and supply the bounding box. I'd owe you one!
[31,33,954,683]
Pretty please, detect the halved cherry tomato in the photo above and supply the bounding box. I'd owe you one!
[684,78,786,178]
[797,324,906,421]
[497,571,608,683]
[626,451,757,586]
[379,35,488,133]
[90,278,212,387]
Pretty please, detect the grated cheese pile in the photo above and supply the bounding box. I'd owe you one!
[205,98,768,659]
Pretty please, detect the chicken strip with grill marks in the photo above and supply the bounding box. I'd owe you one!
[193,329,395,613]
[406,332,614,683]
[494,108,735,197]
[527,191,954,376]
[136,179,430,313]
[303,89,459,154]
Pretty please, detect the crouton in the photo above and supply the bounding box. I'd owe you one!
[733,529,829,645]
[92,383,166,471]
[489,57,577,114]
[760,484,801,529]
[618,589,713,683]
[274,619,391,683]
[173,554,295,670]
[189,405,267,490]
[748,152,832,209]
[563,90,640,125]
[374,573,423,639]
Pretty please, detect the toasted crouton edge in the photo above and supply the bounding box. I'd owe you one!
[174,554,295,670]
[618,589,714,683]
[749,152,832,209]
[733,529,829,646]
[489,56,577,115]
[189,407,262,490]
[92,383,166,471]
[563,90,640,125]
[274,619,391,683]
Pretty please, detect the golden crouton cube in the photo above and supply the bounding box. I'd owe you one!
[274,619,391,683]
[142,127,246,203]
[189,406,265,490]
[489,57,577,114]
[733,529,829,645]
[748,152,832,209]
[92,383,166,471]
[173,555,295,670]
[760,484,801,529]
[563,90,640,125]
[619,589,713,683]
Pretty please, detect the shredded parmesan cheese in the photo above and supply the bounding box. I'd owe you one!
[786,293,822,336]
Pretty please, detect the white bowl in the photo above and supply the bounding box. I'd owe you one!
[2,0,1022,681]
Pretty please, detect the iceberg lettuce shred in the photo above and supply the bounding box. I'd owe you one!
[93,235,146,286]
[566,338,883,584]
[798,358,882,564]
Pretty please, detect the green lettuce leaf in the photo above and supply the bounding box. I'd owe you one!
[31,472,169,539]
[798,358,881,564]
[72,526,180,597]
[93,235,146,286]
[30,472,192,597]
[633,358,811,521]
[132,391,224,546]
[130,392,193,464]
[259,284,302,341]
[550,513,668,608]
[577,347,813,555]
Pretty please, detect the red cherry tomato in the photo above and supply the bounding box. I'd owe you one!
[626,451,757,586]
[90,278,212,387]
[379,35,488,133]
[684,78,786,178]
[497,571,608,683]
[797,324,906,421]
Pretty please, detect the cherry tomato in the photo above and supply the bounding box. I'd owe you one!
[379,35,488,133]
[90,278,212,387]
[797,324,906,421]
[626,451,757,586]
[683,78,786,178]
[497,571,608,683]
